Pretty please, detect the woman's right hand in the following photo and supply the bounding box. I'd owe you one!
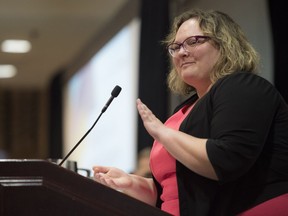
[93,165,157,206]
[93,166,132,191]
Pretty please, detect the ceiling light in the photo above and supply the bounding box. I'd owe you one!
[0,64,17,78]
[1,39,31,53]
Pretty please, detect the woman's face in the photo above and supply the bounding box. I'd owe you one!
[172,18,220,92]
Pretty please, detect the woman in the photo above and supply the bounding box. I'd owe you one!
[93,8,288,216]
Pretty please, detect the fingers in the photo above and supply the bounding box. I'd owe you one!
[93,166,113,185]
[136,98,150,109]
[136,98,151,115]
[136,98,145,111]
[93,166,124,190]
[93,166,110,183]
[94,172,117,189]
[93,166,110,174]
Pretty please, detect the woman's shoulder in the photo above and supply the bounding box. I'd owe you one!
[210,71,285,107]
[212,71,275,93]
[217,71,270,85]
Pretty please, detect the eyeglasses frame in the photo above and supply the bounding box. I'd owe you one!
[167,35,211,57]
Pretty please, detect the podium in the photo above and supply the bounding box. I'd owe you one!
[0,159,170,216]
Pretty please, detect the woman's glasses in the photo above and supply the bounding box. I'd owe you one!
[167,35,211,57]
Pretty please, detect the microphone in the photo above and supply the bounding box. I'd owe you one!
[58,85,122,166]
[102,85,122,113]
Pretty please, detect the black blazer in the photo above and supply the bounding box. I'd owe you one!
[154,71,288,216]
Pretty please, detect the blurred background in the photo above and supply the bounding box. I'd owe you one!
[0,0,286,174]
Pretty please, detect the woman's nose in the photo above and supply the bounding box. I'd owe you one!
[178,45,189,56]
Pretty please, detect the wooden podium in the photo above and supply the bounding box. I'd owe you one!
[0,159,170,216]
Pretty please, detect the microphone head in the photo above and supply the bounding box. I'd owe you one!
[111,85,122,97]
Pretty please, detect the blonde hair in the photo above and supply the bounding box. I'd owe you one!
[163,8,260,95]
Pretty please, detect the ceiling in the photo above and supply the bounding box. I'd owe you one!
[0,0,136,90]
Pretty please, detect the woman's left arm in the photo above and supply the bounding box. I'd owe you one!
[136,98,218,180]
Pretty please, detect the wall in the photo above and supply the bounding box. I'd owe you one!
[0,88,48,159]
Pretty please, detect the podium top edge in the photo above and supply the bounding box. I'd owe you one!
[0,159,47,162]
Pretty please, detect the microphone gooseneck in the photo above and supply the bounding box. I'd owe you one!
[58,85,122,166]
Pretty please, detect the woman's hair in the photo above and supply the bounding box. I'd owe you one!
[163,8,260,95]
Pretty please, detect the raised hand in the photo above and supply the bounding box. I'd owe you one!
[136,98,166,141]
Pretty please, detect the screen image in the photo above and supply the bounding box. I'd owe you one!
[63,18,140,174]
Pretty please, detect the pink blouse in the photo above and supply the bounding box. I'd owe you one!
[150,104,194,216]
